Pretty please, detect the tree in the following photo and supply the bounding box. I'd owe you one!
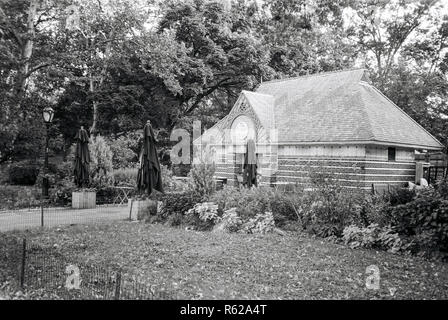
[0,0,70,162]
[256,0,358,76]
[347,0,440,88]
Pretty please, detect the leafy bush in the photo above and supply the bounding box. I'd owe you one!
[161,165,189,192]
[106,134,139,169]
[269,192,300,228]
[216,208,243,233]
[185,202,221,231]
[113,168,138,187]
[297,188,366,237]
[386,187,416,206]
[242,212,275,234]
[355,193,391,227]
[188,161,216,199]
[342,224,405,253]
[89,135,114,188]
[158,191,202,218]
[210,185,274,220]
[172,163,191,177]
[49,185,73,206]
[8,162,39,185]
[390,182,448,258]
[0,185,41,209]
[96,186,120,204]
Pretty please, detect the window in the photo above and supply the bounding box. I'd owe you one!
[388,147,396,162]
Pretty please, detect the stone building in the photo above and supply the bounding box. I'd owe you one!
[196,69,444,189]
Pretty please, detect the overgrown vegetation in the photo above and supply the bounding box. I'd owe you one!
[141,162,448,261]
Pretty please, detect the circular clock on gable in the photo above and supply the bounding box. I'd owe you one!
[231,115,256,144]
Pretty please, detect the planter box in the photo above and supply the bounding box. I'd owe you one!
[72,191,96,209]
[128,199,161,221]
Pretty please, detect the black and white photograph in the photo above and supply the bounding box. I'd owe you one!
[0,0,448,309]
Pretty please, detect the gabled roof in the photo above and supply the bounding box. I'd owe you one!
[241,91,275,132]
[254,68,443,150]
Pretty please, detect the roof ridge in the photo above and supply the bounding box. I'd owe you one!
[257,67,366,86]
[242,90,273,98]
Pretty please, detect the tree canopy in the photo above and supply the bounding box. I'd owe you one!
[1,0,447,164]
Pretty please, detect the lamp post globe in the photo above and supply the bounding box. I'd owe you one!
[42,106,54,123]
[42,106,54,198]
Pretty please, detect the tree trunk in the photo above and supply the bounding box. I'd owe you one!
[15,0,37,111]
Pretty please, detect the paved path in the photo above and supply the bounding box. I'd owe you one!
[0,205,130,232]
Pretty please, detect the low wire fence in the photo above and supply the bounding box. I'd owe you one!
[0,235,178,300]
[0,201,135,233]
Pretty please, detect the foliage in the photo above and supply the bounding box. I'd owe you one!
[296,170,366,237]
[8,162,40,185]
[342,224,405,254]
[113,168,138,187]
[89,135,114,188]
[390,181,448,258]
[161,165,190,192]
[158,191,203,219]
[216,208,243,233]
[95,186,121,205]
[185,202,221,231]
[2,0,447,170]
[210,185,274,220]
[0,185,41,209]
[269,191,300,228]
[49,185,73,206]
[242,212,276,234]
[172,164,191,177]
[106,133,140,170]
[187,161,216,199]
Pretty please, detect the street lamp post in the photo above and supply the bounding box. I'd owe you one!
[42,106,54,198]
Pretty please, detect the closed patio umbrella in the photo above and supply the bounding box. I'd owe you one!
[243,139,257,188]
[137,120,164,195]
[74,126,90,188]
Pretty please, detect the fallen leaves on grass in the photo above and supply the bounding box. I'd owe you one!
[1,221,448,300]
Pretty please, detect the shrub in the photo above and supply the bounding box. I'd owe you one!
[49,185,73,206]
[386,187,416,206]
[390,185,448,257]
[89,135,114,188]
[113,168,138,187]
[96,186,119,204]
[297,188,366,237]
[342,224,406,253]
[158,191,202,218]
[188,161,216,200]
[242,212,275,234]
[269,192,300,228]
[106,134,139,169]
[172,163,191,177]
[356,193,391,227]
[0,185,41,209]
[161,165,189,192]
[216,208,243,233]
[210,185,274,220]
[185,202,221,231]
[8,162,39,185]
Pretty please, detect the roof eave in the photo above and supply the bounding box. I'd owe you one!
[276,140,444,150]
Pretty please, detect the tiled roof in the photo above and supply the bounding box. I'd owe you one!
[254,69,443,150]
[242,91,275,132]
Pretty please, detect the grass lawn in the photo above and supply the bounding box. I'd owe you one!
[2,221,448,300]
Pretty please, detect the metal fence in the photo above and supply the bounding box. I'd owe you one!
[0,235,178,300]
[426,166,448,185]
[0,201,134,233]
